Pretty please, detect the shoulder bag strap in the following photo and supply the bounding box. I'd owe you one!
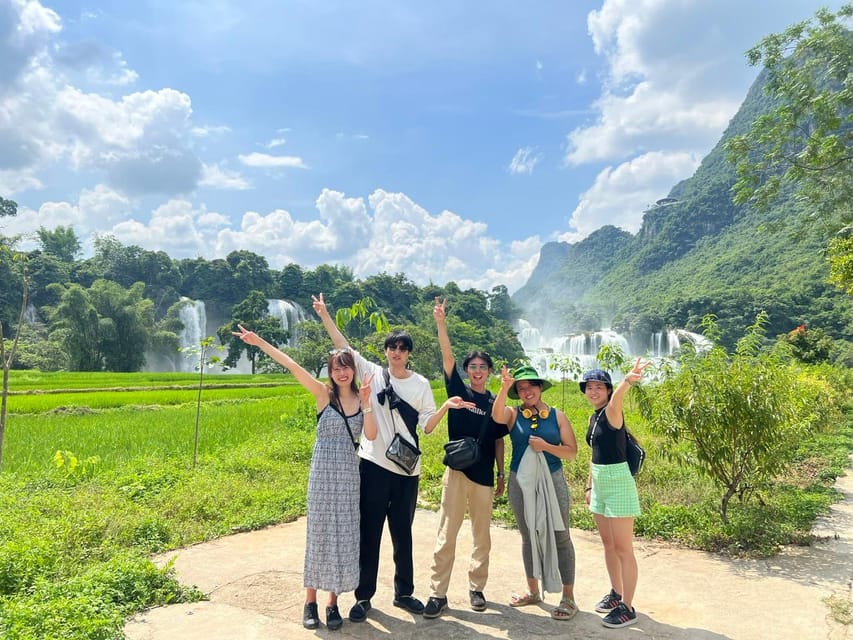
[334,396,359,451]
[384,368,420,446]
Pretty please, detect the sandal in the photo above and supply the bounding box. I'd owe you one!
[509,591,541,607]
[551,597,578,621]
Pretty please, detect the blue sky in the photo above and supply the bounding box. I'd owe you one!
[0,0,845,293]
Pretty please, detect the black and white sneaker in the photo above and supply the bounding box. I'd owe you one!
[594,588,622,613]
[601,602,637,628]
[423,596,448,619]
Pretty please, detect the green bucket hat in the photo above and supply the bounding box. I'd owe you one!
[508,364,553,400]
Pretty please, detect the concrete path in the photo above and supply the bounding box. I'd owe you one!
[125,468,853,640]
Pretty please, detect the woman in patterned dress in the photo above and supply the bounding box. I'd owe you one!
[233,325,377,631]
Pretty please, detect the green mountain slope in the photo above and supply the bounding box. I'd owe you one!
[513,70,853,357]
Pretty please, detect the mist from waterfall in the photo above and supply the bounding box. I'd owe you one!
[517,319,711,380]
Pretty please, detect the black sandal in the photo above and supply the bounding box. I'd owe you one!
[326,604,343,630]
[303,602,320,629]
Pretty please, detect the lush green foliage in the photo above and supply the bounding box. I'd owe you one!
[727,4,853,294]
[637,313,843,522]
[0,369,849,638]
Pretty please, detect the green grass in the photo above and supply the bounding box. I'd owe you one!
[0,370,850,639]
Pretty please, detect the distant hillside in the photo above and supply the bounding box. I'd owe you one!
[512,69,853,357]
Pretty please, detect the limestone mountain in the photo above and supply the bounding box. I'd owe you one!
[512,70,853,357]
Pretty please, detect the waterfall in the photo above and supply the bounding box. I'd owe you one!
[266,299,310,347]
[176,299,208,372]
[24,303,40,324]
[517,321,711,380]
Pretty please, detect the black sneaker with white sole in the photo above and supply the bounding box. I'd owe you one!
[594,588,622,613]
[601,602,637,628]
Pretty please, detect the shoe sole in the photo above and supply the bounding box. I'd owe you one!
[595,603,619,613]
[470,603,487,612]
[393,600,424,614]
[423,605,447,619]
[602,617,637,628]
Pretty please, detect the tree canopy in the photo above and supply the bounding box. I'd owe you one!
[727,4,853,291]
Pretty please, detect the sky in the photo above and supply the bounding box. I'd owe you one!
[0,0,846,294]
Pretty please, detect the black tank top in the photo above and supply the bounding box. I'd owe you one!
[585,408,627,465]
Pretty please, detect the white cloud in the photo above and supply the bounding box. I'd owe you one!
[508,147,542,175]
[565,0,829,166]
[238,152,308,169]
[561,151,700,241]
[200,163,251,190]
[191,125,232,138]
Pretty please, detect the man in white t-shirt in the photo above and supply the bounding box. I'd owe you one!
[312,294,472,623]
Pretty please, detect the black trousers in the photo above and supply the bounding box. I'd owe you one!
[354,459,420,601]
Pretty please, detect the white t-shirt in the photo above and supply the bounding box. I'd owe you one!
[353,350,437,476]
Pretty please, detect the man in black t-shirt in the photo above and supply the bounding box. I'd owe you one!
[423,298,509,618]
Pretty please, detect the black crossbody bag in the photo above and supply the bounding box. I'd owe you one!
[379,368,422,474]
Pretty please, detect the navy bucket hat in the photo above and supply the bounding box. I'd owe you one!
[579,369,613,393]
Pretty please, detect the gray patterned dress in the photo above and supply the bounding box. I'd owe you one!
[303,404,362,593]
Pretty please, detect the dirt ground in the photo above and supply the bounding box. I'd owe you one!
[124,465,853,640]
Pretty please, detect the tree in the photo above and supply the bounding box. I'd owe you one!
[37,226,82,262]
[0,247,27,468]
[639,313,835,523]
[278,263,304,299]
[226,250,273,297]
[488,284,521,323]
[283,321,334,377]
[47,283,102,371]
[47,279,155,371]
[0,196,16,219]
[218,291,288,373]
[726,4,853,291]
[89,280,154,372]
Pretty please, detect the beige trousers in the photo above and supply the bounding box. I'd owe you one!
[428,467,495,597]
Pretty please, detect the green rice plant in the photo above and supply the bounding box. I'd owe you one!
[6,384,294,414]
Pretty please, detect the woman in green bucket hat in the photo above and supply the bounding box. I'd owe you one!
[491,363,579,621]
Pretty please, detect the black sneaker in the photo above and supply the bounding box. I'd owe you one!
[326,604,343,631]
[303,602,320,629]
[594,588,622,613]
[601,602,637,628]
[348,599,371,623]
[469,590,487,611]
[393,595,425,614]
[423,596,448,619]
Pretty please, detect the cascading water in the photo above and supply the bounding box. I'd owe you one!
[517,320,711,380]
[176,299,207,372]
[266,299,310,347]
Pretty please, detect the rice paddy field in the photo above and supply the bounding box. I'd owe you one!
[0,369,848,640]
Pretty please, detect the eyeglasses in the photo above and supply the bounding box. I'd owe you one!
[387,344,410,352]
[329,348,351,355]
[467,364,490,371]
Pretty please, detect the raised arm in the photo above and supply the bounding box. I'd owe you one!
[232,324,329,407]
[605,357,651,428]
[311,293,349,349]
[433,297,455,378]
[491,365,515,428]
